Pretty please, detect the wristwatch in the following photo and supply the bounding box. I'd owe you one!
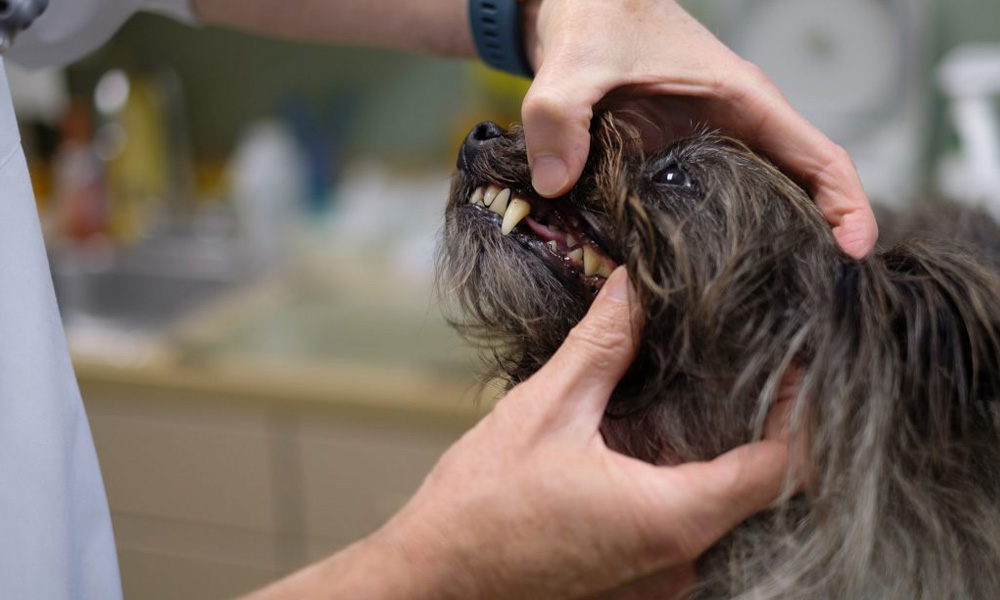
[0,0,48,52]
[469,0,535,79]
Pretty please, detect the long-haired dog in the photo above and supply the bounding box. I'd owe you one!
[437,114,1000,599]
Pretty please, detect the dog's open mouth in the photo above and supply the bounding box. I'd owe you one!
[465,182,618,290]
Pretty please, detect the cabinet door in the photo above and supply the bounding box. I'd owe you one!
[297,415,464,556]
[114,515,279,600]
[84,391,279,532]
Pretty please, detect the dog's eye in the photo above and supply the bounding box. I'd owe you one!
[656,162,693,189]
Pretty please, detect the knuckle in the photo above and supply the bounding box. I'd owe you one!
[522,85,572,123]
[817,143,857,182]
[829,144,855,171]
[725,59,777,101]
[736,59,772,89]
[672,535,706,563]
[565,314,633,360]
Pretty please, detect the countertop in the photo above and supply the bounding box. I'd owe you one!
[68,257,493,426]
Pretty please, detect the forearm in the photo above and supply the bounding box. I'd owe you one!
[241,534,420,600]
[239,515,473,600]
[191,0,475,57]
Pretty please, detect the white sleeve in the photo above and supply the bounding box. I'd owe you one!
[5,0,198,69]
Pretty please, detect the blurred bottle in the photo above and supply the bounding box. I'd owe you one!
[93,68,170,244]
[937,44,1000,219]
[227,119,308,267]
[6,63,70,212]
[281,97,331,217]
[51,100,106,241]
[156,67,197,229]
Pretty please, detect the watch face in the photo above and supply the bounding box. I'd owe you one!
[735,0,906,137]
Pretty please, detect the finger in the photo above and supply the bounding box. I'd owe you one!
[767,367,809,488]
[763,396,796,443]
[528,267,642,427]
[660,439,792,560]
[762,364,804,442]
[588,564,695,600]
[727,70,879,258]
[522,52,613,197]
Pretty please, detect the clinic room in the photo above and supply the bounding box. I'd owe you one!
[3,0,1000,599]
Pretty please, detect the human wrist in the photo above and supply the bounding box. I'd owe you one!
[344,507,484,600]
[293,529,456,600]
[520,0,543,72]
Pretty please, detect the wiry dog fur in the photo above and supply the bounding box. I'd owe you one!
[437,114,1000,599]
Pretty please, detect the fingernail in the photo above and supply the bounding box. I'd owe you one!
[602,266,631,301]
[531,155,569,197]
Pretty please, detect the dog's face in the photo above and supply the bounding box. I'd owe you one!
[440,115,840,464]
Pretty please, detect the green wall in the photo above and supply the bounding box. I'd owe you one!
[67,14,473,165]
[67,1,1000,166]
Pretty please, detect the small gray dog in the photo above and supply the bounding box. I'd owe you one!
[438,114,1000,599]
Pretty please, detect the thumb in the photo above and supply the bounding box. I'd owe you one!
[530,267,642,428]
[661,439,792,559]
[522,60,610,197]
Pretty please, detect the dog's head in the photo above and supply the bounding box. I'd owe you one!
[441,114,840,464]
[439,114,1000,598]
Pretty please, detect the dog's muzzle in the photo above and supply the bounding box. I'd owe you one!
[458,121,505,172]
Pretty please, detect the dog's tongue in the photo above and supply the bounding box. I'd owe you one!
[524,216,565,244]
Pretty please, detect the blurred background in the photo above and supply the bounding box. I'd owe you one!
[5,0,1000,598]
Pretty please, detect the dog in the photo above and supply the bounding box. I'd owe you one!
[437,113,1000,599]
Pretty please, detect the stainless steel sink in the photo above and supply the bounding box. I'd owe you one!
[50,235,254,333]
[53,270,236,331]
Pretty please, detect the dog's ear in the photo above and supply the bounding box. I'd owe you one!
[801,241,1000,569]
[813,242,1000,466]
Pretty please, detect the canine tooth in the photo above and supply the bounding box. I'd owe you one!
[489,188,511,215]
[501,199,531,235]
[583,246,600,276]
[470,187,484,205]
[566,234,578,247]
[596,262,614,278]
[569,248,584,263]
[483,185,501,206]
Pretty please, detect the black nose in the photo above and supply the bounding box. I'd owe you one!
[458,121,505,171]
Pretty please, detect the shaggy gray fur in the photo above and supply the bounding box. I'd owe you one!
[437,114,1000,599]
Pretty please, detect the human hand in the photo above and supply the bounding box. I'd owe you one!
[362,267,796,600]
[519,0,877,258]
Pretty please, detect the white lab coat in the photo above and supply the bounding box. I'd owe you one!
[1,1,193,598]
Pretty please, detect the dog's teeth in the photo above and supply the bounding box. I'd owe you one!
[483,185,501,206]
[470,187,484,205]
[490,190,509,216]
[583,246,601,276]
[546,240,559,252]
[596,261,614,278]
[566,234,578,248]
[501,199,531,235]
[489,188,511,215]
[569,248,584,264]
